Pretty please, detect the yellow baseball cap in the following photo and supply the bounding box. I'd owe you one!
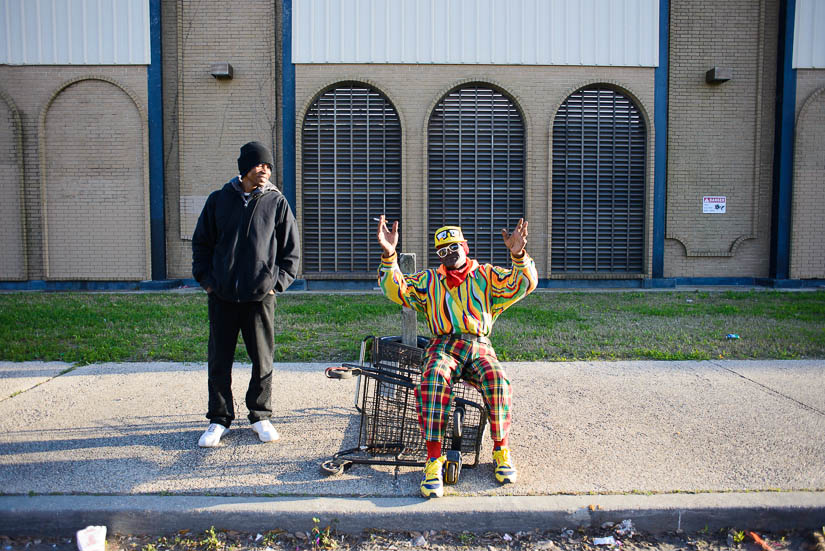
[434,226,466,248]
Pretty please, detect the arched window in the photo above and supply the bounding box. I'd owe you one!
[552,86,646,273]
[428,85,525,266]
[302,83,401,275]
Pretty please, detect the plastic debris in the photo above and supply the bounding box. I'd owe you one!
[725,333,740,340]
[748,532,775,551]
[412,534,427,547]
[616,519,635,536]
[503,534,513,542]
[76,526,106,551]
[254,534,263,542]
[594,536,617,546]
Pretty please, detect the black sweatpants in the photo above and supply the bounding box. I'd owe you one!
[206,293,276,428]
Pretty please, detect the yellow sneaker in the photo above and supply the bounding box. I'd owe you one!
[492,447,517,484]
[420,456,446,498]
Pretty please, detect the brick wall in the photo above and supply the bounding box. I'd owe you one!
[294,65,656,277]
[0,66,149,281]
[664,0,778,278]
[163,0,279,279]
[790,69,825,279]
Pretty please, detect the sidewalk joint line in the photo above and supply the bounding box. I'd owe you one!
[709,361,825,417]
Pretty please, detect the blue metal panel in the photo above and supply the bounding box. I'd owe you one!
[652,0,668,278]
[147,0,165,280]
[771,0,797,280]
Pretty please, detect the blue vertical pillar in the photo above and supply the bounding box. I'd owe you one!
[770,0,796,281]
[282,0,296,213]
[652,0,669,279]
[148,0,166,280]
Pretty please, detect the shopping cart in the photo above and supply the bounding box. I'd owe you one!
[322,335,488,485]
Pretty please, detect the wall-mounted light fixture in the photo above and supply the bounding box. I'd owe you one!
[705,67,732,84]
[210,63,234,79]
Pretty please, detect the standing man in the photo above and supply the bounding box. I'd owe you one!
[192,141,300,448]
[376,216,537,497]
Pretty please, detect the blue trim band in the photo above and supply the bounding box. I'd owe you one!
[282,0,296,213]
[652,0,669,279]
[147,0,166,280]
[770,0,796,280]
[1,278,821,292]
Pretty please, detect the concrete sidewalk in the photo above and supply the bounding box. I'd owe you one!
[0,359,823,535]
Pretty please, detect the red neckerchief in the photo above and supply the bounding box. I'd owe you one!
[437,253,478,289]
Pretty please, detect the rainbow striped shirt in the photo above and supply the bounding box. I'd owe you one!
[377,252,538,337]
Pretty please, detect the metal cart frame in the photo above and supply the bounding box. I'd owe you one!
[322,335,488,483]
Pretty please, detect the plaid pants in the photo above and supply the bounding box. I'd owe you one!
[415,336,512,443]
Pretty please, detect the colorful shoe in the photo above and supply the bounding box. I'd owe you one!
[420,456,446,498]
[492,447,517,484]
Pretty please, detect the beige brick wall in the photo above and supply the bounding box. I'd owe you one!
[0,90,25,279]
[790,70,825,279]
[664,0,778,278]
[0,66,149,281]
[295,65,656,278]
[164,0,279,279]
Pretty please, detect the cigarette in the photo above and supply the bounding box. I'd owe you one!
[372,217,381,222]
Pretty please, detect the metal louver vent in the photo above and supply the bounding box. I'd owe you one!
[428,86,525,267]
[551,87,646,273]
[302,84,402,275]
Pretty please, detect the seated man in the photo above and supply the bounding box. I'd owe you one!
[376,216,537,498]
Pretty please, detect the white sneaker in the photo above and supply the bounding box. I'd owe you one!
[251,420,280,442]
[198,423,228,448]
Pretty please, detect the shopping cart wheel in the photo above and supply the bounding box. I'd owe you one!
[324,366,360,379]
[452,406,464,441]
[320,459,349,475]
[444,406,464,485]
[444,449,462,485]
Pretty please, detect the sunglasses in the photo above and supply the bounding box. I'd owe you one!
[436,243,462,258]
[436,228,461,241]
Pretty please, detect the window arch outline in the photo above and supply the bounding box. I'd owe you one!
[38,76,150,279]
[549,82,650,275]
[299,80,404,276]
[425,80,528,267]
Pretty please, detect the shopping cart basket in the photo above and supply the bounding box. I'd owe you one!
[322,335,488,485]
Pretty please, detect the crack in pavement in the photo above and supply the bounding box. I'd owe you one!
[708,360,825,417]
[0,364,77,403]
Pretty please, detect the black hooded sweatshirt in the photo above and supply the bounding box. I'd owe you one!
[192,177,300,302]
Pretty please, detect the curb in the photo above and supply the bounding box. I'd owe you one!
[1,493,824,536]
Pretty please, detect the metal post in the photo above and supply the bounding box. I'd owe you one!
[398,253,417,347]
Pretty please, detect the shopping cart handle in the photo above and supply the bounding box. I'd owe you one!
[325,365,362,379]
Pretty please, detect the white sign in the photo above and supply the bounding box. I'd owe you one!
[703,196,726,213]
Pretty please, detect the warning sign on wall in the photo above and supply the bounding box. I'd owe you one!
[703,196,726,213]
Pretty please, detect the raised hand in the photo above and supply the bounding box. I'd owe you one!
[377,215,399,257]
[501,218,528,257]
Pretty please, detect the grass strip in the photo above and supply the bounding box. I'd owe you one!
[0,289,823,363]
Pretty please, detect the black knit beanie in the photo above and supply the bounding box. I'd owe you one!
[237,141,274,177]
